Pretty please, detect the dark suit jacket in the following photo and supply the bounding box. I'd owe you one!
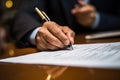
[13,0,120,47]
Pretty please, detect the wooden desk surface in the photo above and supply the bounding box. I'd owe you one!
[0,33,120,80]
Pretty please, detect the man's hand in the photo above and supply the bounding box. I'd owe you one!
[36,21,75,51]
[71,0,96,27]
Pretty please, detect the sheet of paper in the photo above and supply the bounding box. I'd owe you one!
[0,42,120,69]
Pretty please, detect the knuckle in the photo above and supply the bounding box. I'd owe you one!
[36,35,39,39]
[45,21,55,25]
[43,22,50,26]
[36,36,40,42]
[38,28,45,34]
[43,22,53,28]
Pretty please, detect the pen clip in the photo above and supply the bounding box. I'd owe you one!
[35,7,49,21]
[41,11,50,21]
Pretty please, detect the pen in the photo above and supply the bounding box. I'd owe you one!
[85,31,120,40]
[35,7,73,50]
[35,7,50,21]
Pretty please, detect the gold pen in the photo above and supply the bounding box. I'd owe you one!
[35,7,50,21]
[35,7,73,50]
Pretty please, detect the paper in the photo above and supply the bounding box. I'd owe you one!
[0,42,120,69]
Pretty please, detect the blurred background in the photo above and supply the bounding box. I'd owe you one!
[0,0,22,53]
[0,0,22,24]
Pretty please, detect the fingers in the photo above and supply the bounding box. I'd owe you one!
[36,21,75,51]
[37,36,59,51]
[62,26,75,44]
[36,27,65,51]
[42,28,64,48]
[43,22,70,46]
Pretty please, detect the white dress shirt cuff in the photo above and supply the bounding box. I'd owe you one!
[29,27,40,45]
[92,12,100,29]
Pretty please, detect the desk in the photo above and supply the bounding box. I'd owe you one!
[0,33,120,80]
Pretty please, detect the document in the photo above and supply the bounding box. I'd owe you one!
[0,42,120,69]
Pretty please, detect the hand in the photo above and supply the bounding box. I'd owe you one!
[71,0,96,27]
[36,21,75,51]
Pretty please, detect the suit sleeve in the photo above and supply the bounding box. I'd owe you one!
[12,0,45,47]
